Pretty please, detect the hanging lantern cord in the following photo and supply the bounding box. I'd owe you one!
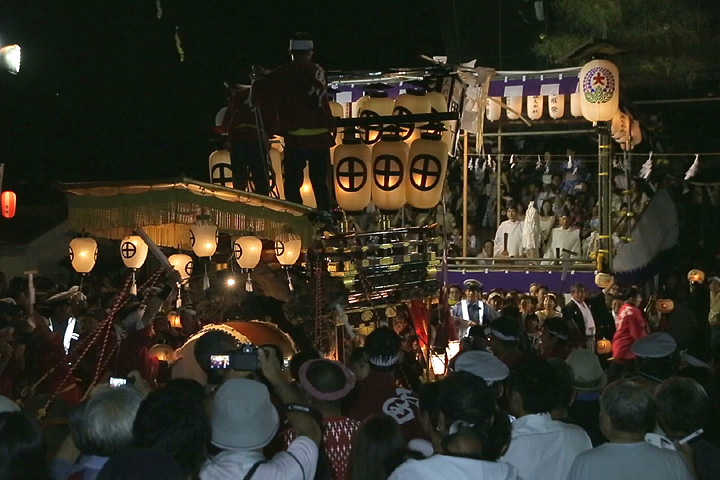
[286,268,294,292]
[246,271,253,292]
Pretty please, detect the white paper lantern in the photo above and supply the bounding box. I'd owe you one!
[208,149,233,189]
[394,90,431,143]
[406,130,448,209]
[357,91,394,144]
[548,94,565,119]
[372,130,409,211]
[506,96,522,120]
[426,91,454,151]
[300,166,317,208]
[578,59,620,122]
[527,95,543,120]
[69,237,98,274]
[613,112,630,144]
[486,96,502,121]
[190,214,218,258]
[0,45,21,74]
[120,235,149,270]
[334,134,373,211]
[329,101,345,139]
[234,236,262,269]
[275,232,302,266]
[168,254,193,281]
[570,91,582,117]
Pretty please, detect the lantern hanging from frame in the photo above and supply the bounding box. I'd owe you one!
[234,235,263,292]
[329,100,345,140]
[406,123,448,210]
[425,91,453,150]
[505,96,522,120]
[299,166,317,208]
[190,213,218,290]
[656,299,675,314]
[120,235,149,295]
[570,91,583,117]
[630,120,642,147]
[167,310,182,329]
[168,253,193,307]
[333,128,372,212]
[526,95,543,120]
[372,125,409,211]
[486,96,502,122]
[357,90,394,144]
[1,191,16,218]
[578,59,620,122]
[208,149,233,189]
[69,237,98,289]
[275,232,302,292]
[393,89,431,143]
[548,94,565,119]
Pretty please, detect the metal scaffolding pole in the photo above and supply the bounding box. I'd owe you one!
[462,131,469,257]
[597,123,613,271]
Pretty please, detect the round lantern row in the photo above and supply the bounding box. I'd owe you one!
[333,125,448,212]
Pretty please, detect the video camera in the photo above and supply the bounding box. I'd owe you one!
[210,344,260,371]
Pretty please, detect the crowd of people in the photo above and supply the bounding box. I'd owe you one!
[1,263,719,480]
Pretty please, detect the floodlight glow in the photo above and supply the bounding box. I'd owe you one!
[0,45,21,74]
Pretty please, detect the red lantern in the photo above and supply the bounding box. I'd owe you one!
[1,191,16,218]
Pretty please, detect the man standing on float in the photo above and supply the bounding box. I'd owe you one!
[253,33,333,211]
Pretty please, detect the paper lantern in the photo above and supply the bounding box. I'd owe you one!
[149,344,175,362]
[169,254,193,282]
[120,235,149,270]
[234,236,262,269]
[688,269,705,284]
[527,95,543,120]
[190,214,218,258]
[167,311,182,329]
[613,112,630,144]
[329,101,345,139]
[570,91,582,117]
[596,338,612,355]
[69,237,98,274]
[275,232,302,266]
[372,129,409,211]
[631,120,642,147]
[594,272,614,289]
[548,94,565,119]
[299,166,317,208]
[486,96,502,121]
[406,130,448,209]
[430,353,447,376]
[426,91,454,151]
[506,96,522,120]
[579,59,619,122]
[656,299,675,314]
[1,191,17,218]
[393,90,431,143]
[446,340,461,360]
[334,133,372,211]
[208,149,233,189]
[0,45,21,74]
[357,91,394,144]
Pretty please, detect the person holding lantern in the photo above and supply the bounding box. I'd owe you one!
[252,32,334,212]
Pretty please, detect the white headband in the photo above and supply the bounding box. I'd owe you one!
[368,353,400,368]
[289,39,314,50]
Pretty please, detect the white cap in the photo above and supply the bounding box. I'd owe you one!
[454,350,509,385]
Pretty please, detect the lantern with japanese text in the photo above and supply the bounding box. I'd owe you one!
[486,96,502,122]
[208,149,233,189]
[613,112,630,145]
[275,232,302,291]
[578,59,619,122]
[406,125,448,209]
[527,95,543,120]
[570,91,582,117]
[393,89,431,143]
[69,237,98,274]
[506,96,522,120]
[334,129,372,211]
[120,235,149,295]
[372,126,409,211]
[1,191,16,218]
[357,91,394,144]
[234,235,262,291]
[548,94,565,119]
[169,254,193,282]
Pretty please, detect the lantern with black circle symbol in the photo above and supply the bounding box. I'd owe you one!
[393,89,431,143]
[329,100,345,141]
[120,235,149,295]
[233,235,262,292]
[486,96,502,122]
[548,94,565,119]
[190,214,218,290]
[208,149,234,189]
[372,126,409,212]
[406,124,448,210]
[168,253,193,307]
[358,90,394,144]
[570,91,582,117]
[527,95,543,120]
[275,232,302,291]
[333,129,372,212]
[426,91,453,151]
[69,237,98,286]
[1,191,17,218]
[578,59,619,122]
[505,96,522,120]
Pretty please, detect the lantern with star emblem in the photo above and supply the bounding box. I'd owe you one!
[579,60,619,122]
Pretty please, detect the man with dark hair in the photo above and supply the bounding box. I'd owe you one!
[494,205,523,258]
[450,280,499,339]
[547,358,576,423]
[567,380,693,480]
[501,359,591,480]
[253,32,334,211]
[485,316,524,370]
[346,327,425,440]
[133,380,211,478]
[562,283,598,351]
[655,377,720,480]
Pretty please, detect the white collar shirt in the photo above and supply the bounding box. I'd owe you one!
[500,413,592,480]
[572,299,596,336]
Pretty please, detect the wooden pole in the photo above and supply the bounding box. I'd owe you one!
[462,131,469,257]
[496,121,503,229]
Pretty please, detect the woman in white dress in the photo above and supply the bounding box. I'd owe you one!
[537,200,556,254]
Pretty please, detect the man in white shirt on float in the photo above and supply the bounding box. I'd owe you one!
[450,280,499,339]
[501,359,592,480]
[494,205,524,258]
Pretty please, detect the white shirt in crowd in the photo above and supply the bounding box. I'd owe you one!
[389,454,518,480]
[566,441,693,480]
[500,413,591,480]
[494,220,524,257]
[572,298,596,337]
[199,436,318,480]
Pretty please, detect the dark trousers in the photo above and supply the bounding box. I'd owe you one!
[230,141,270,196]
[283,146,331,210]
